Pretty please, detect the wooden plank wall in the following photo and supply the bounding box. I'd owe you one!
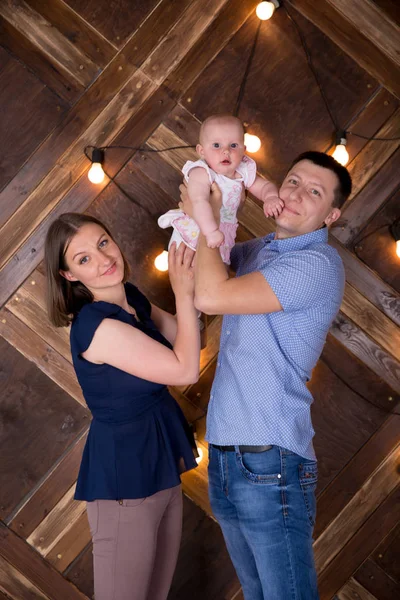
[0,1,399,598]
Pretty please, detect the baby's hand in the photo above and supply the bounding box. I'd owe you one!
[263,195,284,219]
[206,229,225,248]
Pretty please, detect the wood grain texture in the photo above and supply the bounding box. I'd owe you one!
[27,485,86,557]
[0,556,51,600]
[309,358,387,494]
[0,523,88,600]
[27,0,117,66]
[372,0,400,27]
[340,283,400,362]
[342,108,400,203]
[352,188,400,294]
[0,309,85,405]
[0,18,82,103]
[289,0,400,98]
[166,0,260,99]
[9,431,88,538]
[315,415,400,539]
[318,485,400,599]
[46,511,90,573]
[372,521,400,583]
[333,147,400,245]
[64,0,159,48]
[142,0,228,85]
[0,336,88,520]
[337,577,378,600]
[329,235,400,326]
[0,54,67,192]
[0,70,155,271]
[335,87,399,163]
[355,556,400,600]
[0,0,192,228]
[329,313,400,395]
[6,271,72,362]
[0,0,100,88]
[314,445,400,573]
[327,0,400,67]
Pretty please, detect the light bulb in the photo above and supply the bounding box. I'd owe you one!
[332,143,349,166]
[396,240,400,259]
[244,133,262,153]
[88,162,105,184]
[256,1,277,20]
[195,446,203,464]
[154,250,169,272]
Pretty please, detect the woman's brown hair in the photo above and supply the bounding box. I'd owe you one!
[45,213,130,327]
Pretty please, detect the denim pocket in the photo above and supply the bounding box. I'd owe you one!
[299,461,318,526]
[236,450,282,485]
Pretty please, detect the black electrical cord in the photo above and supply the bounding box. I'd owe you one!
[283,2,338,131]
[283,1,400,143]
[234,19,262,117]
[346,131,400,141]
[85,144,195,154]
[84,144,195,218]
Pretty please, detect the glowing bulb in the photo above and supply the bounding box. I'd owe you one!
[396,240,400,259]
[154,250,169,272]
[256,1,277,20]
[195,446,203,464]
[244,133,262,153]
[88,162,105,184]
[333,143,349,166]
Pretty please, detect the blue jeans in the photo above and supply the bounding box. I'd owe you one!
[208,445,319,600]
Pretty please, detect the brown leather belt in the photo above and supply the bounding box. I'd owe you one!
[211,444,272,453]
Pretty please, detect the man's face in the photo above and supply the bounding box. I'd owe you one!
[276,160,342,239]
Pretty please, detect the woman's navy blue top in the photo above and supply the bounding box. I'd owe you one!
[71,282,197,501]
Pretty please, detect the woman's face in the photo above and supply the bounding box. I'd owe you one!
[61,223,125,293]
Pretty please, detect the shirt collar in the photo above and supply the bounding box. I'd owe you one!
[264,226,328,253]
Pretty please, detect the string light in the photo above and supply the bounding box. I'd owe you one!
[154,249,169,272]
[87,148,105,183]
[390,219,400,259]
[244,133,262,153]
[332,130,349,166]
[195,446,204,464]
[256,1,280,20]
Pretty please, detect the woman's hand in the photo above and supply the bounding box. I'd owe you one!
[178,181,223,225]
[168,242,195,298]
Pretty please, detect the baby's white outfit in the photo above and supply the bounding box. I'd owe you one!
[157,156,257,264]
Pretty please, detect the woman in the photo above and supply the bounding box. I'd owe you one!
[45,213,200,600]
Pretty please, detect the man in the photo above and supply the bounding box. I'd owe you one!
[181,151,352,599]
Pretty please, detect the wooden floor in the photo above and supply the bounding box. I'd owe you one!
[0,1,399,598]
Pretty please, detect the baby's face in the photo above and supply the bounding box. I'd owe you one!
[197,121,245,177]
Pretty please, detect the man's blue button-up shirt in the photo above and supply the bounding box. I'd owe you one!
[206,227,345,460]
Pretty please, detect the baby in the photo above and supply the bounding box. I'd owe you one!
[158,115,283,264]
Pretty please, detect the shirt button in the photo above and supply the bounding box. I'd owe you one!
[226,330,231,335]
[217,362,221,367]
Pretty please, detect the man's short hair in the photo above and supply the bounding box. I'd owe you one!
[288,151,352,208]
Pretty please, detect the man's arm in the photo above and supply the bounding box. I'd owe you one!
[194,234,282,315]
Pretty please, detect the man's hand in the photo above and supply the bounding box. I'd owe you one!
[178,181,223,225]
